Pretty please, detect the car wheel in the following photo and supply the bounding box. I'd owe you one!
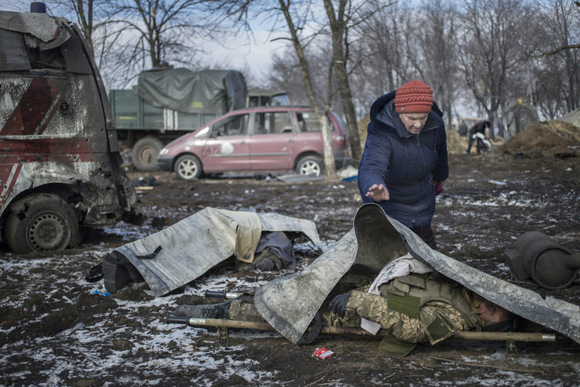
[296,155,323,176]
[174,154,203,181]
[4,194,80,254]
[131,136,164,171]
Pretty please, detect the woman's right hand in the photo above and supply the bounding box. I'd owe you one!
[365,184,390,202]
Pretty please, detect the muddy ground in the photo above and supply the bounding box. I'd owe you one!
[1,149,580,386]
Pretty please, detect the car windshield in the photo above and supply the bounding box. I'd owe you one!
[246,93,291,107]
[194,127,210,137]
[271,94,291,106]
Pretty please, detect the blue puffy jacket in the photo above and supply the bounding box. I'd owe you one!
[357,90,449,228]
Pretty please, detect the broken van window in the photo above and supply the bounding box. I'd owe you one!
[1,28,92,73]
[0,30,31,71]
[26,41,67,70]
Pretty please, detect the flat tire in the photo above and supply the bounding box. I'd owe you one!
[4,194,80,254]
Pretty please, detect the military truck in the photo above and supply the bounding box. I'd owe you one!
[109,68,290,171]
[0,4,140,254]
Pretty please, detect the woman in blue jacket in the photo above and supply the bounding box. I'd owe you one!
[358,80,448,249]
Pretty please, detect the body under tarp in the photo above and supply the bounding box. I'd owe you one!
[136,68,247,114]
[254,203,580,345]
[106,207,324,297]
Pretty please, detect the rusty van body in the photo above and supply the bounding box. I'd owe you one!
[0,7,139,253]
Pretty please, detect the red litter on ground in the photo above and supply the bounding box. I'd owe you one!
[313,347,334,359]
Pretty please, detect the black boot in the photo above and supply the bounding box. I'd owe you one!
[255,257,275,271]
[175,301,231,319]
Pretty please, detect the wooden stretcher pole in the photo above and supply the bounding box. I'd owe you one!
[167,316,556,342]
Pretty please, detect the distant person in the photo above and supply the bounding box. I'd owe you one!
[466,120,491,154]
[357,80,448,249]
[458,120,468,136]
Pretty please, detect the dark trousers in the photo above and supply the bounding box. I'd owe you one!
[467,132,484,154]
[466,135,474,153]
[411,223,437,250]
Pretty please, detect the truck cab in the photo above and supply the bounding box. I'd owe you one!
[246,89,291,107]
[0,6,139,253]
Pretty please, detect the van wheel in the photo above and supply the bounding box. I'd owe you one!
[296,156,323,176]
[174,154,203,181]
[4,194,80,254]
[131,136,164,171]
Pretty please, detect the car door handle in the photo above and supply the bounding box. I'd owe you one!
[287,139,296,143]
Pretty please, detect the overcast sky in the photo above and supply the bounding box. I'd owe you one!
[1,1,287,86]
[199,29,287,86]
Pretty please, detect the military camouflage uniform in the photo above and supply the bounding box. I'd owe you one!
[323,292,466,341]
[325,273,483,355]
[235,248,284,272]
[228,299,264,322]
[228,273,483,356]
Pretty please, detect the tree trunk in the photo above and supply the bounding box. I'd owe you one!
[279,0,336,176]
[323,0,362,166]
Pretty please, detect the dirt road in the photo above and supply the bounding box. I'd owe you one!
[1,152,579,386]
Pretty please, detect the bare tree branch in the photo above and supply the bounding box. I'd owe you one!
[538,44,580,57]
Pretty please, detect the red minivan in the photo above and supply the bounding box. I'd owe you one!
[157,106,352,180]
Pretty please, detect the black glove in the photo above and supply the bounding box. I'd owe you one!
[329,294,351,318]
[255,258,275,271]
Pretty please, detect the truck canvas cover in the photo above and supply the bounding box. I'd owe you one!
[136,68,247,114]
[254,203,580,345]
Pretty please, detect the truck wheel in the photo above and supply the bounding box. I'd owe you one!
[296,155,323,176]
[131,136,164,171]
[4,194,80,254]
[174,154,202,181]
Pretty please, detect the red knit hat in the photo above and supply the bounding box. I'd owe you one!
[394,80,433,114]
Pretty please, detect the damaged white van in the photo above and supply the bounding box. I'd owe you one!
[0,5,140,253]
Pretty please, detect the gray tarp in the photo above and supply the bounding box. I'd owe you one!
[136,68,247,114]
[254,203,580,345]
[113,207,324,296]
[558,109,580,128]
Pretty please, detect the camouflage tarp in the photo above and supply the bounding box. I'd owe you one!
[111,207,324,296]
[254,203,580,345]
